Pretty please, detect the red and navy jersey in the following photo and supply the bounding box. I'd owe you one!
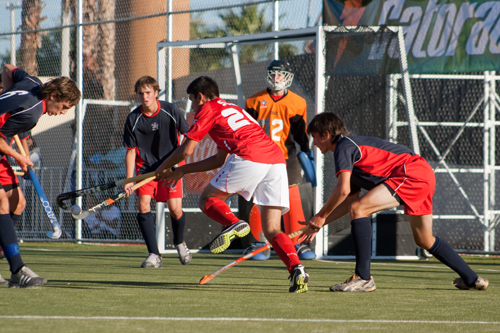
[334,135,416,192]
[186,98,285,165]
[124,100,189,173]
[0,68,45,143]
[245,89,309,159]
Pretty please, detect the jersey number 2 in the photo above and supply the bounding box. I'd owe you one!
[222,108,253,131]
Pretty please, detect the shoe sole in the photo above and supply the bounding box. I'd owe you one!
[210,223,250,254]
[290,274,309,294]
[330,284,376,292]
[141,262,163,268]
[8,278,47,288]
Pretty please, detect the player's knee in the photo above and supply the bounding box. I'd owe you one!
[349,200,365,219]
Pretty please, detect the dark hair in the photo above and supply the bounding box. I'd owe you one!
[186,76,219,99]
[307,112,350,143]
[40,77,81,106]
[134,75,160,93]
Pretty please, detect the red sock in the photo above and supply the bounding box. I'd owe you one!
[271,232,301,273]
[204,197,240,226]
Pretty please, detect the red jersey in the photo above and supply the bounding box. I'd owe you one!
[185,98,284,165]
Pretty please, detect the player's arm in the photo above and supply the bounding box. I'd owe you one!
[177,148,227,174]
[0,137,32,172]
[2,64,16,91]
[155,137,199,178]
[124,148,136,195]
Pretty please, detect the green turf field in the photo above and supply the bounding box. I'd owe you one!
[0,242,498,332]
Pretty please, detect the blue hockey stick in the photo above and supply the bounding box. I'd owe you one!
[14,135,61,239]
[297,151,317,187]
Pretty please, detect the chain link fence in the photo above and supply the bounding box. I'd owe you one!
[0,0,323,246]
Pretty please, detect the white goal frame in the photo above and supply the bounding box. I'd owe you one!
[157,26,499,258]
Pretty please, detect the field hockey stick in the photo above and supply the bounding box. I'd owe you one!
[56,171,155,210]
[14,135,62,239]
[199,225,309,285]
[71,175,156,220]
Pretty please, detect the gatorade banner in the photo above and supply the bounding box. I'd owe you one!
[323,0,500,73]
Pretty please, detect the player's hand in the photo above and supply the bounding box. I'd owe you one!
[15,155,33,173]
[160,168,184,188]
[124,182,134,197]
[300,215,325,244]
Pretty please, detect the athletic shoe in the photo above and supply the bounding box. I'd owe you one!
[8,266,47,288]
[330,274,376,292]
[244,242,270,260]
[295,244,316,260]
[453,276,489,291]
[175,241,192,265]
[0,273,8,286]
[289,264,309,293]
[209,221,250,254]
[141,253,163,268]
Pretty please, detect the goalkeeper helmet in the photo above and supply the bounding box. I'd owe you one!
[266,60,294,91]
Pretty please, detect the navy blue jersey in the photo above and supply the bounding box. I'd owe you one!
[334,135,415,192]
[123,100,189,173]
[0,68,44,141]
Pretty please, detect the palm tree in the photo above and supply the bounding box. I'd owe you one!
[97,0,116,100]
[190,5,297,71]
[19,0,46,75]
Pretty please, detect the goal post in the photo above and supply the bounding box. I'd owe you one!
[156,25,498,257]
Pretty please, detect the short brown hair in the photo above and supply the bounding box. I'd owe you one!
[134,75,160,93]
[40,77,81,106]
[308,112,350,143]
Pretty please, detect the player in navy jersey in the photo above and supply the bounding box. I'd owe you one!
[0,64,81,288]
[123,76,191,268]
[155,76,309,293]
[302,112,488,292]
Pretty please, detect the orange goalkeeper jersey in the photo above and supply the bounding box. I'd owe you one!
[245,88,310,159]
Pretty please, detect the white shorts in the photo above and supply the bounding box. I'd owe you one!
[210,154,289,214]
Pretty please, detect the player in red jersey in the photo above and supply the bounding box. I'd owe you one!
[155,76,309,293]
[302,112,488,292]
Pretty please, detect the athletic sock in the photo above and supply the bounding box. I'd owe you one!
[203,197,239,227]
[0,214,24,273]
[137,212,159,255]
[171,212,186,245]
[351,217,372,280]
[428,237,477,285]
[271,232,301,274]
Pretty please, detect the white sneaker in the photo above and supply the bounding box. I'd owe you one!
[141,253,163,268]
[175,242,192,265]
[8,266,47,288]
[0,272,8,286]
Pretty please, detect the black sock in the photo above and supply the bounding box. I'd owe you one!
[0,214,24,273]
[429,237,477,285]
[171,212,185,245]
[351,217,372,280]
[137,212,159,255]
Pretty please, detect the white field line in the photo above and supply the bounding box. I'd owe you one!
[0,316,499,325]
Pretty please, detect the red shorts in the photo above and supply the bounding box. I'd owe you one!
[0,157,19,187]
[135,177,183,202]
[384,155,435,215]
